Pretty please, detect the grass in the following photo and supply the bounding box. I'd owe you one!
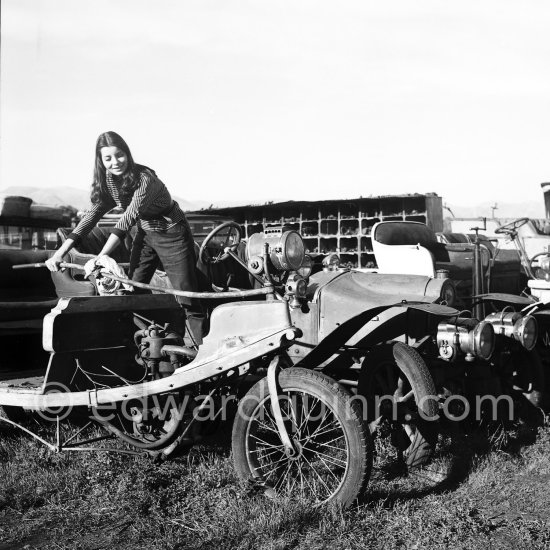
[0,417,549,550]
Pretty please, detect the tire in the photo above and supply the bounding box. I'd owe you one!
[358,342,439,470]
[232,367,372,508]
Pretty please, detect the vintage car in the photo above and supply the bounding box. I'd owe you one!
[369,219,546,409]
[0,220,542,507]
[448,216,550,263]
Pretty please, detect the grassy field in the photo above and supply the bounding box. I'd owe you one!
[0,417,549,550]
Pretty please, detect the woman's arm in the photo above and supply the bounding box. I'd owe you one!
[97,233,122,257]
[45,237,77,271]
[68,200,115,242]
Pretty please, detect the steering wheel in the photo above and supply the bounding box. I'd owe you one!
[198,221,243,264]
[494,217,529,235]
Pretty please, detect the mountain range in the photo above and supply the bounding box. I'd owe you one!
[0,186,212,212]
[0,186,547,220]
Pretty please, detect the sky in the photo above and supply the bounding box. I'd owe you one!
[1,0,550,213]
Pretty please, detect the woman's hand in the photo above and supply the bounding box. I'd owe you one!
[45,252,66,272]
[83,256,100,279]
[83,254,116,279]
[45,237,76,272]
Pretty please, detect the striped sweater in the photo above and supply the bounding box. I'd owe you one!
[69,169,187,243]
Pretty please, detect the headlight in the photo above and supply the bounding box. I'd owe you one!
[247,228,305,271]
[485,312,538,350]
[283,231,306,270]
[437,319,495,361]
[285,274,307,309]
[540,256,550,272]
[515,315,538,350]
[472,321,495,360]
[286,274,307,298]
[296,254,313,279]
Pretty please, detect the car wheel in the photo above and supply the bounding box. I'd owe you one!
[358,342,439,470]
[232,367,373,508]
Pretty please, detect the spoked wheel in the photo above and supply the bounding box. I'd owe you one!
[92,393,186,452]
[232,368,372,508]
[358,342,439,470]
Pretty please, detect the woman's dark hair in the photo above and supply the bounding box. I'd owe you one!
[91,131,151,204]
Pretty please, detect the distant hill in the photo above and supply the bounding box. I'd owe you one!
[0,186,211,212]
[0,186,90,210]
[0,185,288,213]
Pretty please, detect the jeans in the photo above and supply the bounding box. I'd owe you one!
[129,221,205,344]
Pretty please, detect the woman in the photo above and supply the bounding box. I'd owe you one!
[46,131,204,344]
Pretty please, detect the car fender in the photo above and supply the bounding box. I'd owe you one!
[293,301,458,369]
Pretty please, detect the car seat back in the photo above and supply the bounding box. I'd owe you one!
[371,221,437,277]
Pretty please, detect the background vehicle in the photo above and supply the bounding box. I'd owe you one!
[368,219,546,418]
[448,217,550,262]
[372,219,524,301]
[0,195,75,250]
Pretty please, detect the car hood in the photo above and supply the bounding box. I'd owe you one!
[308,270,442,307]
[308,270,445,342]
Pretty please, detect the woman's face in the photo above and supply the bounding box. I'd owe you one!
[100,146,128,177]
